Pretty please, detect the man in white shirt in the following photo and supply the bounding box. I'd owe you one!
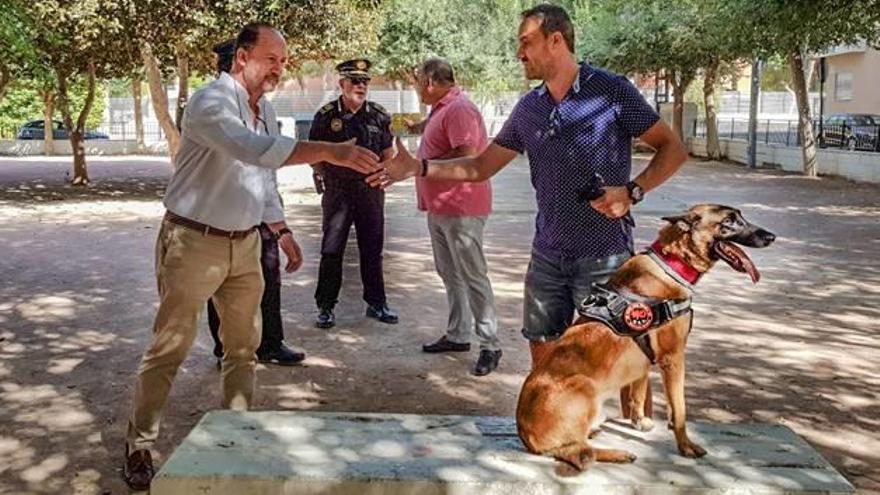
[122,22,381,491]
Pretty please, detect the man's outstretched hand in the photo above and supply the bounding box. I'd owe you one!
[366,137,420,189]
[326,138,382,175]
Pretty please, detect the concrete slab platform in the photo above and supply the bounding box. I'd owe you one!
[152,411,854,495]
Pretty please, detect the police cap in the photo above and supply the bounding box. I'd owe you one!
[336,59,372,81]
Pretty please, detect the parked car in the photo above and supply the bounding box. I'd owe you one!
[818,113,880,151]
[16,120,109,140]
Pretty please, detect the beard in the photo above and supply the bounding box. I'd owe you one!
[261,74,280,92]
[522,61,542,80]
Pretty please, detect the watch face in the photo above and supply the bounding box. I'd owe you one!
[627,182,642,200]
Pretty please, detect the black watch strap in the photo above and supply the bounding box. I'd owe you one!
[274,227,292,239]
[626,181,644,204]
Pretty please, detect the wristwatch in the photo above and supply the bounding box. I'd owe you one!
[273,227,292,240]
[626,181,644,204]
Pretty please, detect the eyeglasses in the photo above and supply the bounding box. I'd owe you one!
[347,77,371,86]
[546,106,562,138]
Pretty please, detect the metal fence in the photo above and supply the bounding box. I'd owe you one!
[0,121,168,142]
[717,91,821,116]
[694,118,880,152]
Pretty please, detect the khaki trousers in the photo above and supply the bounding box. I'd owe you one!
[126,220,263,451]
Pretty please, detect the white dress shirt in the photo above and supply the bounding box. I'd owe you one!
[163,72,296,231]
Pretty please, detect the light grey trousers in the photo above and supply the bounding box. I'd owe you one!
[427,213,500,351]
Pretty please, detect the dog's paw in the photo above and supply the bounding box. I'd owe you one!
[595,448,637,463]
[678,441,708,458]
[630,416,655,432]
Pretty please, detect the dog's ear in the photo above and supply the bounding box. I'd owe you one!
[662,213,699,232]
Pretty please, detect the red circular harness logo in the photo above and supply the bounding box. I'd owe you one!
[624,302,654,331]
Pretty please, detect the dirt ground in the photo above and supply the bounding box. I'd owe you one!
[0,154,878,494]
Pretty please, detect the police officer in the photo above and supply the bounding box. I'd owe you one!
[310,59,398,328]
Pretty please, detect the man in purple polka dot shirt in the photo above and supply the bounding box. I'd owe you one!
[372,4,687,401]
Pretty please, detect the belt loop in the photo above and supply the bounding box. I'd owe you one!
[203,225,209,236]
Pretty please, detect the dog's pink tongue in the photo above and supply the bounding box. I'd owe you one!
[713,242,761,283]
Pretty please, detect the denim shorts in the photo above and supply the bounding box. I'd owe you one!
[521,249,632,342]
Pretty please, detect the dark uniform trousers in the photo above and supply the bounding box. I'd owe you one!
[315,175,386,310]
[208,224,283,355]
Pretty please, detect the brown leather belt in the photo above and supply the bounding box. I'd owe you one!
[163,211,256,239]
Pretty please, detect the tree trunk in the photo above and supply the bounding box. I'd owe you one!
[41,90,56,156]
[0,67,12,102]
[789,50,818,177]
[55,63,96,185]
[132,76,145,152]
[703,59,721,160]
[175,42,189,130]
[141,41,180,162]
[669,69,695,141]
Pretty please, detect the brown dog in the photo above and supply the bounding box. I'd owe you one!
[516,204,775,473]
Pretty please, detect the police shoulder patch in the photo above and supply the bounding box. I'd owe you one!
[369,102,388,116]
[320,103,334,114]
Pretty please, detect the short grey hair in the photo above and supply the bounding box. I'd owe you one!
[419,58,455,85]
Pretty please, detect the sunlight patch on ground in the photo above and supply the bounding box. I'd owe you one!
[2,384,95,429]
[792,420,880,465]
[20,453,68,483]
[424,372,492,406]
[46,329,115,354]
[0,200,164,224]
[69,468,102,494]
[267,382,327,409]
[47,358,84,375]
[323,332,365,345]
[0,437,37,477]
[297,356,342,368]
[741,202,880,216]
[492,280,524,299]
[15,295,78,323]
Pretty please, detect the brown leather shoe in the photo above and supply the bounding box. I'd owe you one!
[123,446,154,491]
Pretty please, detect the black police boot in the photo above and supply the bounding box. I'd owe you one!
[257,342,306,366]
[315,308,335,329]
[473,349,502,376]
[366,303,398,324]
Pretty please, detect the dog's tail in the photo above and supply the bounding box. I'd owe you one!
[544,442,594,477]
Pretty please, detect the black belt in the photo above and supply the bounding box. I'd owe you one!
[163,211,256,239]
[322,174,372,191]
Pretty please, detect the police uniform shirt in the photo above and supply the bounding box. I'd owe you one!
[309,97,393,180]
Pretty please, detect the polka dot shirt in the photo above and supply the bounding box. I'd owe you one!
[494,63,661,260]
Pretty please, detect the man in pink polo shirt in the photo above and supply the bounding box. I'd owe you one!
[410,58,501,376]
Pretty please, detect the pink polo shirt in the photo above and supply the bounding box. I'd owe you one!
[415,87,492,217]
